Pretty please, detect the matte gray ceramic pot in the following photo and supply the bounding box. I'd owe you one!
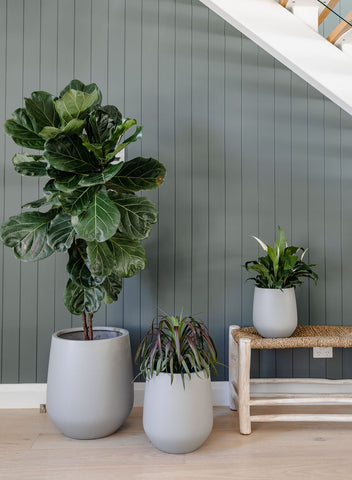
[46,327,133,440]
[143,370,213,454]
[253,287,298,338]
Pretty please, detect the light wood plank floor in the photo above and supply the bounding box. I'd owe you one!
[1,406,352,479]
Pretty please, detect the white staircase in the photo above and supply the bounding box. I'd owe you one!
[199,0,352,116]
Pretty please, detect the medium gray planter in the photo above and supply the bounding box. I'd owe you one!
[143,370,213,454]
[46,327,133,440]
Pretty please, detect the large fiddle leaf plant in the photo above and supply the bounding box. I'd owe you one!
[1,79,166,340]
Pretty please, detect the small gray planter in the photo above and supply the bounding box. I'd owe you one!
[46,327,133,440]
[253,287,298,338]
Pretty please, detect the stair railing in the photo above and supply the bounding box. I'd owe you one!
[278,0,352,51]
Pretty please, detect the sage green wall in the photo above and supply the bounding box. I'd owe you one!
[1,0,352,383]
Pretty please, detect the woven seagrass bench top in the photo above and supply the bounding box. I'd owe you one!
[231,325,352,349]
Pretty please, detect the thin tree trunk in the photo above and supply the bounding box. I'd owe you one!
[82,312,89,340]
[88,313,94,341]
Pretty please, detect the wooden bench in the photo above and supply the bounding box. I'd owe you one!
[229,325,352,434]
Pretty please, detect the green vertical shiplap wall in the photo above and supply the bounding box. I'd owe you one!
[1,0,352,382]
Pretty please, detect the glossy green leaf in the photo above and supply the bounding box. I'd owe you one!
[47,166,67,180]
[87,232,146,278]
[39,126,61,140]
[101,118,137,155]
[59,80,102,103]
[77,161,123,187]
[274,225,287,256]
[82,116,134,160]
[24,91,60,129]
[64,279,103,315]
[84,118,138,160]
[47,167,84,193]
[12,153,47,177]
[72,186,120,242]
[4,108,45,149]
[81,140,105,160]
[47,161,123,192]
[0,210,57,261]
[109,191,158,240]
[86,240,115,277]
[106,232,146,278]
[55,176,83,193]
[108,157,166,192]
[67,240,103,288]
[39,118,86,140]
[116,125,143,153]
[267,245,277,266]
[55,88,100,125]
[22,197,49,209]
[47,212,75,252]
[44,132,99,173]
[102,272,122,304]
[105,126,143,161]
[43,179,59,195]
[62,118,86,134]
[60,186,98,215]
[42,180,61,206]
[86,105,123,145]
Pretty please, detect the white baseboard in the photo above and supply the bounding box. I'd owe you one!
[1,380,352,409]
[0,384,47,409]
[0,382,229,409]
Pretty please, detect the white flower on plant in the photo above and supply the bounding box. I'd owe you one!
[251,235,268,252]
[300,248,308,261]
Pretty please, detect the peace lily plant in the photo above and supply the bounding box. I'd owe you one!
[243,227,319,338]
[243,227,319,289]
[1,79,166,340]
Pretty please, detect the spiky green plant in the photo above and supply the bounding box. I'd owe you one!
[135,312,218,386]
[243,226,319,289]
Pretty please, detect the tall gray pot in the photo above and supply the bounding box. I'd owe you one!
[46,327,133,440]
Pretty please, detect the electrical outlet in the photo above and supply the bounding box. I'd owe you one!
[313,347,333,358]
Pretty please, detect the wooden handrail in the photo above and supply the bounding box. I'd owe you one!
[318,0,340,25]
[327,10,352,43]
[279,0,289,7]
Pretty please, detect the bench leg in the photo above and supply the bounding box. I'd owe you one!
[238,338,251,434]
[229,325,240,410]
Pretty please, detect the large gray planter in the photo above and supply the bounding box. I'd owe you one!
[46,327,133,440]
[143,370,213,454]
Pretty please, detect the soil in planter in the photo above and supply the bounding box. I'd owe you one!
[59,330,122,341]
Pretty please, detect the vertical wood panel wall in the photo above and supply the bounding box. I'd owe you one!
[1,0,352,382]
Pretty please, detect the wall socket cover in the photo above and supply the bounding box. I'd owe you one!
[313,347,333,358]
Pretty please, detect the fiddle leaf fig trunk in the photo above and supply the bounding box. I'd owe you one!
[0,79,166,341]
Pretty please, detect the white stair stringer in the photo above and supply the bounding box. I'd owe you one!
[199,0,352,116]
[336,29,352,58]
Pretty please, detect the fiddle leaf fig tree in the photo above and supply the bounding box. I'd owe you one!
[1,79,166,340]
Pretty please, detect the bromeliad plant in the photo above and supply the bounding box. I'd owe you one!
[0,79,166,340]
[243,226,319,289]
[135,312,219,386]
